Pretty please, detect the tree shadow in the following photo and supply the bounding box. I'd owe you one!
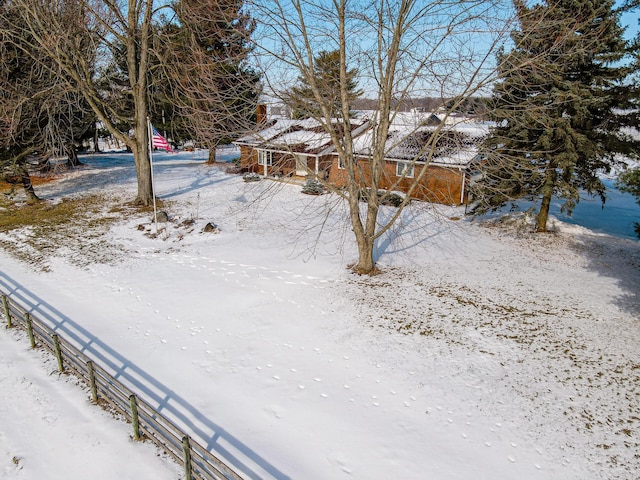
[567,234,640,317]
[373,205,464,263]
[0,272,290,480]
[39,153,235,201]
[153,162,237,199]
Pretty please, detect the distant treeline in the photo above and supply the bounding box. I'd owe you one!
[352,97,490,117]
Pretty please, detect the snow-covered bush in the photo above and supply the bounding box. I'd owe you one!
[380,192,404,207]
[358,188,405,207]
[301,178,326,195]
[243,172,261,182]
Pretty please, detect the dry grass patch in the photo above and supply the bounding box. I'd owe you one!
[0,194,141,270]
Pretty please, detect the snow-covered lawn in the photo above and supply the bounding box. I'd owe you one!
[1,149,639,480]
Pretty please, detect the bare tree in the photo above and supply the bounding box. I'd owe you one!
[0,0,90,201]
[251,0,513,274]
[1,0,161,206]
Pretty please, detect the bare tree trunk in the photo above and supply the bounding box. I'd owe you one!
[131,91,152,205]
[354,235,375,274]
[536,167,557,233]
[65,144,83,167]
[21,172,39,203]
[126,0,153,206]
[351,201,379,274]
[93,127,100,153]
[207,146,216,164]
[5,166,40,203]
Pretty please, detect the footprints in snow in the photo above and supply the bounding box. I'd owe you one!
[144,253,330,294]
[252,345,419,411]
[101,261,541,472]
[253,347,536,469]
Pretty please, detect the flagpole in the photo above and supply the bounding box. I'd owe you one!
[147,117,158,232]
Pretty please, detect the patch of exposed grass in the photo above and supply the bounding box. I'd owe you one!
[0,194,141,271]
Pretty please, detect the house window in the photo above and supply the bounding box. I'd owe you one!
[258,150,273,166]
[396,161,414,178]
[338,156,345,169]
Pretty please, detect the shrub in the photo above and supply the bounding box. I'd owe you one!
[358,188,405,207]
[243,172,261,182]
[380,191,404,207]
[301,178,326,195]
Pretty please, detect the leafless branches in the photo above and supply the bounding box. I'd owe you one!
[250,0,514,273]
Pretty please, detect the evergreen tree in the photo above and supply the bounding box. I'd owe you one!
[472,0,639,232]
[285,49,363,119]
[616,167,640,237]
[159,0,261,162]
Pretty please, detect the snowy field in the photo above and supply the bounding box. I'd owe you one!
[1,149,639,480]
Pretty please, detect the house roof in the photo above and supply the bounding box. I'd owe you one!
[235,113,490,166]
[235,118,370,156]
[234,118,302,145]
[352,120,489,167]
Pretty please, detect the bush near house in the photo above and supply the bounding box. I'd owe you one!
[301,178,326,195]
[242,172,261,182]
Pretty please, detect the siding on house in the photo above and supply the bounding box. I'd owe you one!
[239,145,256,171]
[240,146,330,178]
[326,157,467,205]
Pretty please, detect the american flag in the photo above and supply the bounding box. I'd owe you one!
[152,125,171,152]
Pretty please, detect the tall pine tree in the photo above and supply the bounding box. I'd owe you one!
[285,49,363,120]
[158,0,261,162]
[472,0,639,232]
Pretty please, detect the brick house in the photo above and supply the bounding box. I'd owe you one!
[234,113,486,206]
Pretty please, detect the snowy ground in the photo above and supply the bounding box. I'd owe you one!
[1,149,639,480]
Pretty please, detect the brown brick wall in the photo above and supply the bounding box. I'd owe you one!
[241,147,467,205]
[327,157,466,205]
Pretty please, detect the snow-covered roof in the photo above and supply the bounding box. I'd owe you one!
[352,121,489,167]
[234,118,302,145]
[237,113,490,165]
[235,118,370,156]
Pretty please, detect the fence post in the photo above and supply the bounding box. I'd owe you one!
[52,334,64,373]
[2,295,12,328]
[129,394,141,441]
[25,313,36,348]
[87,360,98,403]
[182,435,193,480]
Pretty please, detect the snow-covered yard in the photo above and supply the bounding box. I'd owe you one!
[1,149,639,479]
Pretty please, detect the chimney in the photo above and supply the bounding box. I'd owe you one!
[257,104,267,125]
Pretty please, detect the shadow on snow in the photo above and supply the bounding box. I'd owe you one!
[0,272,290,480]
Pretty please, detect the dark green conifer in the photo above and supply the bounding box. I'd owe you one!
[286,50,363,119]
[473,0,639,232]
[158,0,261,162]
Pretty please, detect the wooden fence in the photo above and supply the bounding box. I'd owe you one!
[1,292,244,480]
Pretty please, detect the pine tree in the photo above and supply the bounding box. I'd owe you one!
[616,167,640,237]
[285,49,363,119]
[472,0,639,232]
[159,0,261,162]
